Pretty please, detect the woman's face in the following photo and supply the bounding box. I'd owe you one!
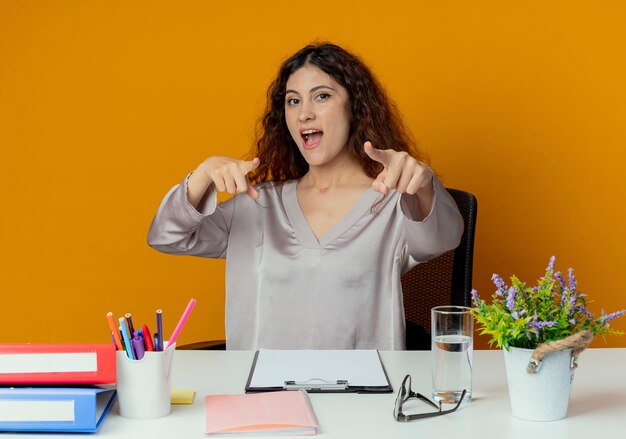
[284,65,351,168]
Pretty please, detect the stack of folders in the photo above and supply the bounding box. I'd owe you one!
[0,343,117,433]
[204,390,319,436]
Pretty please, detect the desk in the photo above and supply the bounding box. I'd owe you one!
[4,349,626,438]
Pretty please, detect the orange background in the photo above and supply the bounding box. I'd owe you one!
[1,1,625,349]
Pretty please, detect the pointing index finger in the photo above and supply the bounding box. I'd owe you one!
[243,158,260,200]
[243,157,260,174]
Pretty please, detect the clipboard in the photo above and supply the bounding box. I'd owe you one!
[244,349,393,393]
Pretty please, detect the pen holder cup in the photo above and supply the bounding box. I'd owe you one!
[115,343,176,419]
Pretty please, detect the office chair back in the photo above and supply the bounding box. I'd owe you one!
[402,188,478,350]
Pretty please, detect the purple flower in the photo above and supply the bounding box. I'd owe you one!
[546,256,556,273]
[560,287,570,306]
[506,286,517,311]
[471,289,480,305]
[527,312,557,336]
[568,289,578,308]
[555,271,566,288]
[561,286,581,312]
[573,305,593,319]
[602,309,626,323]
[568,267,577,291]
[492,274,507,296]
[535,321,557,330]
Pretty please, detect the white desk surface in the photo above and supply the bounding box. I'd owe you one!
[4,349,626,438]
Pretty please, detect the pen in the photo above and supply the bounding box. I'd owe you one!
[106,312,123,350]
[119,317,136,360]
[166,298,197,349]
[132,331,146,360]
[156,309,164,351]
[142,324,155,351]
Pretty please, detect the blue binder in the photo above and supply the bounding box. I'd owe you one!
[0,387,116,432]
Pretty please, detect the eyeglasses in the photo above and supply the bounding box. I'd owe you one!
[393,375,466,422]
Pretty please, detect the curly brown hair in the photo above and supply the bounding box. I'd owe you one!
[247,42,424,184]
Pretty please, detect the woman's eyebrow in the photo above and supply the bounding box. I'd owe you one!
[309,85,336,93]
[285,85,337,95]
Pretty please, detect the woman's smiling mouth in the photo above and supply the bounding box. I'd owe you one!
[301,129,323,149]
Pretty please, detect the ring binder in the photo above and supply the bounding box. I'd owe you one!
[284,379,349,391]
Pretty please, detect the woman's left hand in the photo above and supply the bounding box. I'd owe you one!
[364,141,433,195]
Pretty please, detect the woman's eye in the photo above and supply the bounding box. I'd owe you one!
[315,93,330,101]
[286,97,300,106]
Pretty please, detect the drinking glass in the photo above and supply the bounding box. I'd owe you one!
[431,306,473,403]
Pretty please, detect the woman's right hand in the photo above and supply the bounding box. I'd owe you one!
[187,156,261,208]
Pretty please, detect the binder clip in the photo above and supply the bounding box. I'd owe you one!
[283,378,349,391]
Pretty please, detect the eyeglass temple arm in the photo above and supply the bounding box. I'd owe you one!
[415,393,440,410]
[441,389,467,413]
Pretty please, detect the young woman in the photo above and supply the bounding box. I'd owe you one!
[148,43,463,350]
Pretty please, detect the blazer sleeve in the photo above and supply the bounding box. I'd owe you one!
[147,174,234,258]
[399,174,464,263]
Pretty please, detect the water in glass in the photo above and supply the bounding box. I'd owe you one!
[432,333,473,403]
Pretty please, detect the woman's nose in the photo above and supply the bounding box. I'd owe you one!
[298,102,315,122]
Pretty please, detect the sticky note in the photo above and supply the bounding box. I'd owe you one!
[171,388,195,404]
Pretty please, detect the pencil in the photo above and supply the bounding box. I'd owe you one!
[106,312,123,350]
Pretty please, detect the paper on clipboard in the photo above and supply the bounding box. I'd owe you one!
[248,349,390,390]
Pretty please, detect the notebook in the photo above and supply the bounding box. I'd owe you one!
[205,390,319,436]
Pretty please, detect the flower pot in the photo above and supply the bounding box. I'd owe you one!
[503,346,575,421]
